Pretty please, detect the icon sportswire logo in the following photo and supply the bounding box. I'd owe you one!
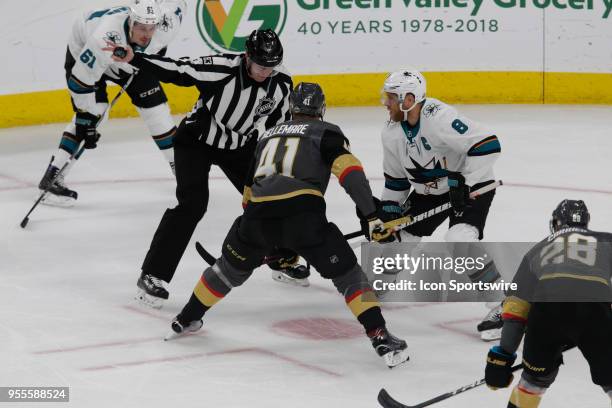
[196,0,287,53]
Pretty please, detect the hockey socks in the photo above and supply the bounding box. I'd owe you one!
[59,132,81,157]
[178,266,230,323]
[508,385,543,408]
[152,127,176,155]
[332,264,386,333]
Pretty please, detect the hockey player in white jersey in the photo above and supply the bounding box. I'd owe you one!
[37,0,186,206]
[373,69,503,340]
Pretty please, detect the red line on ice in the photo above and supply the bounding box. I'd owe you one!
[434,318,481,340]
[208,347,343,377]
[81,347,342,377]
[121,304,171,322]
[32,336,163,354]
[81,352,207,371]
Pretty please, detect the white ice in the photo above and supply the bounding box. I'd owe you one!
[1,105,611,407]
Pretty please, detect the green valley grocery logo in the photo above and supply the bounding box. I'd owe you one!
[196,0,287,53]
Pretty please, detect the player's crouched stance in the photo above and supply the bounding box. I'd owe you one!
[360,69,503,340]
[485,200,612,407]
[38,0,184,206]
[164,83,409,368]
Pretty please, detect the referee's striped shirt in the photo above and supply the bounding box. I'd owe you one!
[129,52,292,150]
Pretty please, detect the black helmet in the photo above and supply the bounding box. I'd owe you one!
[290,82,326,118]
[245,29,283,67]
[550,199,590,233]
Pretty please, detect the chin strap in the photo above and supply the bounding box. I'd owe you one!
[398,98,421,121]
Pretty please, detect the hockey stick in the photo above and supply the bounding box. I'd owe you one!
[20,75,135,229]
[195,241,216,266]
[195,241,312,275]
[344,230,364,240]
[349,180,502,248]
[377,344,574,408]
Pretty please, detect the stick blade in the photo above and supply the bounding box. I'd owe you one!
[195,241,217,266]
[20,217,29,229]
[378,388,411,408]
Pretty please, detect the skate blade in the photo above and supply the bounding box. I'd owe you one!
[135,289,165,309]
[164,329,185,341]
[480,328,502,342]
[40,192,76,208]
[383,348,410,368]
[271,271,310,287]
[164,320,203,341]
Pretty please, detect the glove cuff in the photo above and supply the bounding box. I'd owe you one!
[489,346,517,365]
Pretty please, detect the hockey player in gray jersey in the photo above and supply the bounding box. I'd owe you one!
[485,200,612,407]
[164,82,410,368]
[37,0,185,206]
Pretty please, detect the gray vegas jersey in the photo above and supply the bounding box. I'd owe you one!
[509,227,612,303]
[243,119,376,218]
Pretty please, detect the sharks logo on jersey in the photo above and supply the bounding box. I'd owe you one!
[160,14,173,32]
[104,31,122,44]
[423,103,441,118]
[405,156,449,185]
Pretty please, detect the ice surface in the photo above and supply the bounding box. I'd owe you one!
[1,105,611,407]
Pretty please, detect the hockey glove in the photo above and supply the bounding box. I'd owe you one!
[448,172,470,217]
[485,346,516,390]
[75,111,101,149]
[367,215,396,243]
[266,248,299,270]
[380,200,405,221]
[358,197,403,242]
[357,197,380,240]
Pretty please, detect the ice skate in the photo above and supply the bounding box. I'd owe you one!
[271,264,310,287]
[369,327,410,368]
[164,317,203,341]
[38,159,77,207]
[478,303,503,341]
[135,273,169,309]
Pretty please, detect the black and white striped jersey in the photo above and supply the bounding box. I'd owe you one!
[129,52,293,150]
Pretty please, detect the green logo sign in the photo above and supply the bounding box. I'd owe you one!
[196,0,288,53]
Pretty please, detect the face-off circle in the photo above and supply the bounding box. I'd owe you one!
[272,318,363,340]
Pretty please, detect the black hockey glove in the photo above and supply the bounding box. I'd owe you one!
[485,346,516,390]
[265,248,299,270]
[357,197,379,240]
[448,172,470,217]
[75,111,101,149]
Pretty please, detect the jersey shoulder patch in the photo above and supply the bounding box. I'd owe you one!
[421,98,453,121]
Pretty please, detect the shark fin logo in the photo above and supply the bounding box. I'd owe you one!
[196,0,287,53]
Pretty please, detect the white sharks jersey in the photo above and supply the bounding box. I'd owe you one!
[381,98,500,201]
[67,1,185,113]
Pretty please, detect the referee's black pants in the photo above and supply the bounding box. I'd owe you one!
[141,135,257,283]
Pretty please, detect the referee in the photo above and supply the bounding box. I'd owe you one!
[109,29,299,308]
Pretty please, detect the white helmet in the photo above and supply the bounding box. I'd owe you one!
[129,0,162,26]
[383,69,427,113]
